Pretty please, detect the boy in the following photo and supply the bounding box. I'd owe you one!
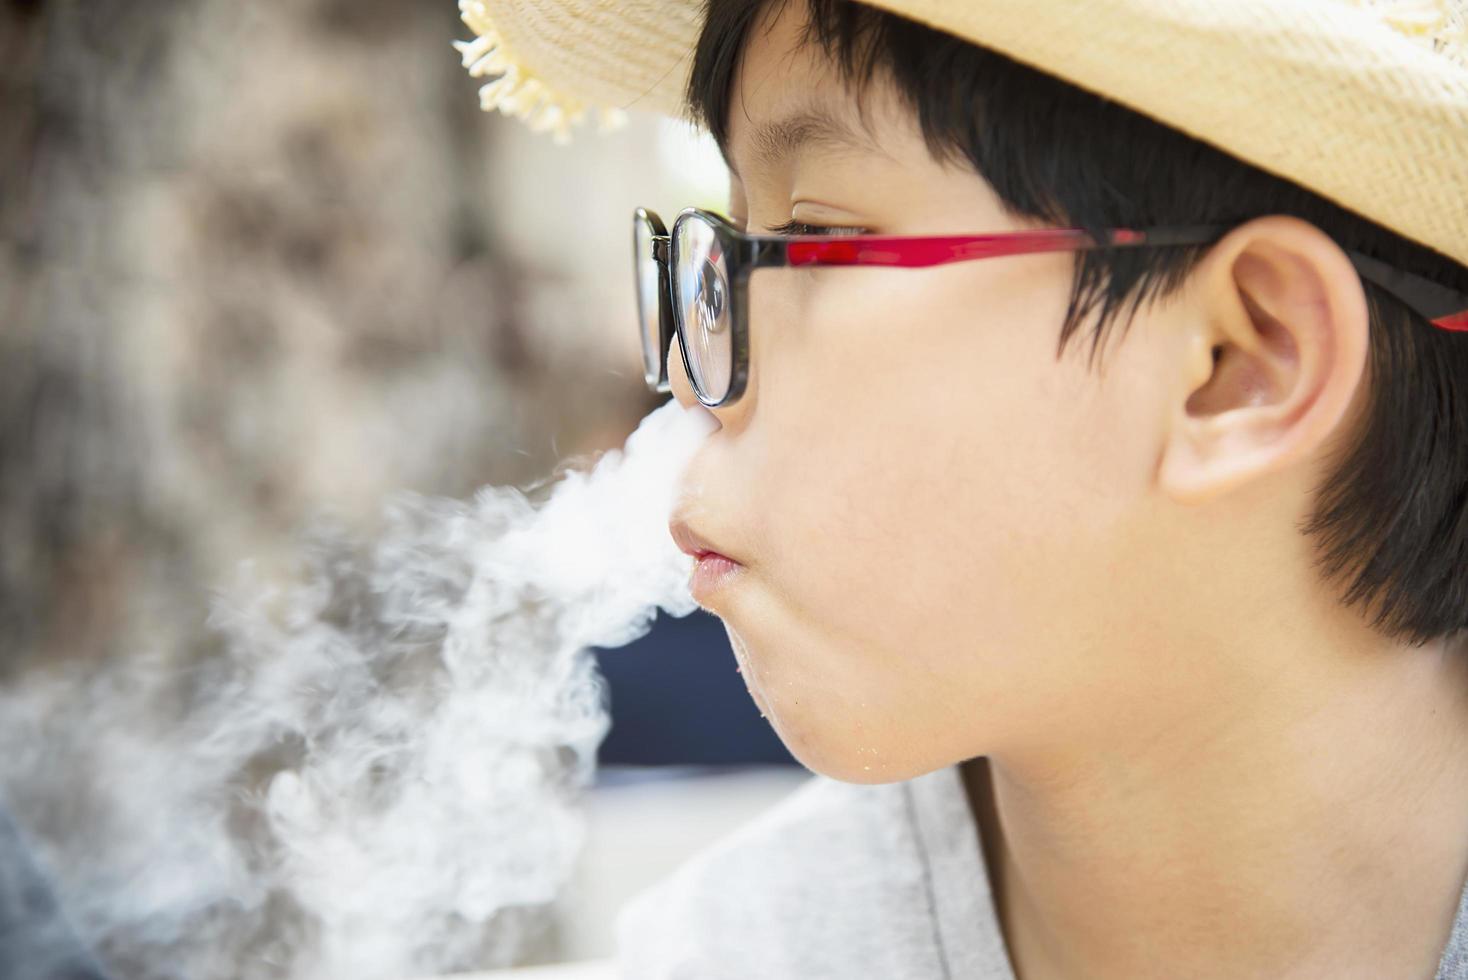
[459,0,1468,975]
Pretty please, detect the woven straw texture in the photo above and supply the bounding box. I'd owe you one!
[456,0,1468,269]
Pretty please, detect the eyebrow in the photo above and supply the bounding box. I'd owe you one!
[721,105,879,181]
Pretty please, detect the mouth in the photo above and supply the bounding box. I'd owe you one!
[668,517,745,601]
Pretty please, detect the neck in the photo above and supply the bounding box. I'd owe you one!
[966,631,1468,980]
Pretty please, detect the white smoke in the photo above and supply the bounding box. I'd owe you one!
[0,397,718,980]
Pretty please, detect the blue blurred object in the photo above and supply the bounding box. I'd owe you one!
[593,609,798,766]
[0,805,110,980]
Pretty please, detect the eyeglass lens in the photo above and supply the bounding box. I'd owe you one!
[673,214,734,404]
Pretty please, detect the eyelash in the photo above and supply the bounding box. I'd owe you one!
[764,219,869,237]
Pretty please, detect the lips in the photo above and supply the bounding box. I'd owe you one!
[669,517,746,603]
[668,517,740,565]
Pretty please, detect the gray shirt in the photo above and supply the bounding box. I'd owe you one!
[615,763,1468,979]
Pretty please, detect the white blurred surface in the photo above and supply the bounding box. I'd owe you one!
[439,959,617,980]
[558,764,813,960]
[418,764,812,979]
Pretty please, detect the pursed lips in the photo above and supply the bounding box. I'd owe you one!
[668,517,741,565]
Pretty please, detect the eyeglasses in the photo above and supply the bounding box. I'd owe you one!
[633,207,1468,408]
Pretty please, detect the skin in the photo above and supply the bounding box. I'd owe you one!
[664,0,1468,977]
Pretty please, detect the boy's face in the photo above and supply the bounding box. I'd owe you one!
[668,0,1211,781]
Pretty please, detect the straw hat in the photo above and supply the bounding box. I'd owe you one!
[453,0,1468,271]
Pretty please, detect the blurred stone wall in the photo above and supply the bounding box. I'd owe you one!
[0,0,739,971]
[0,0,719,677]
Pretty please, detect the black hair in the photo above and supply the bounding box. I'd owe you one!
[686,0,1468,647]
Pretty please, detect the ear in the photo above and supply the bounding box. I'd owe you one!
[1158,215,1370,505]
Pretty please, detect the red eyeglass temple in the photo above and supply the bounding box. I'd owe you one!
[782,230,1468,333]
[784,228,1125,267]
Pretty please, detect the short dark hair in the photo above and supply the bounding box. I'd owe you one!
[687,0,1468,647]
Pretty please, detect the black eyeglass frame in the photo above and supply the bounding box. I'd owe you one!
[634,206,1468,409]
[636,207,802,408]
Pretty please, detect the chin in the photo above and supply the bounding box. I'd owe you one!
[727,625,933,784]
[790,747,914,785]
[760,709,913,785]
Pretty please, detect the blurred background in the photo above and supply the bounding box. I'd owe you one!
[0,0,803,974]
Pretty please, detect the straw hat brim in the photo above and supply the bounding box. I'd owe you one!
[457,0,1468,270]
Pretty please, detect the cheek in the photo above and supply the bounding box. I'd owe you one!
[727,273,1148,778]
[763,270,1096,638]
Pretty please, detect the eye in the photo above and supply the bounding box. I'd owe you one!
[766,219,869,237]
[696,260,726,331]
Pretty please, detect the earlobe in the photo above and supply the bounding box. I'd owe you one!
[1157,216,1370,506]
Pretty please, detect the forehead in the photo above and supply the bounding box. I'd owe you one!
[721,0,903,183]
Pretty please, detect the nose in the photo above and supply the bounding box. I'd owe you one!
[667,333,699,409]
[666,332,745,424]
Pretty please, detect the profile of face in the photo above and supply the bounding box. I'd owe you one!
[667,0,1372,782]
